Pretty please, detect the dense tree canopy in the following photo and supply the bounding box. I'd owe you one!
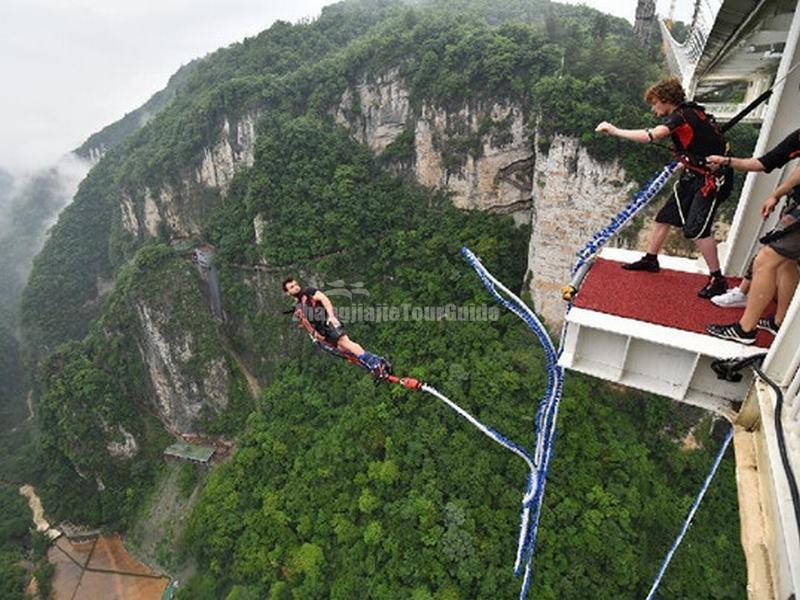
[0,486,35,600]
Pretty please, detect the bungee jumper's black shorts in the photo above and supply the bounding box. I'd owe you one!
[655,167,733,239]
[314,322,346,345]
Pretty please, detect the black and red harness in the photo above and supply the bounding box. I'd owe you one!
[669,103,730,198]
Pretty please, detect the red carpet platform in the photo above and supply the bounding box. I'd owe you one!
[573,258,774,349]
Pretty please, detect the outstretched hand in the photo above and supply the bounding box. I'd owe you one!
[706,155,729,167]
[595,122,616,135]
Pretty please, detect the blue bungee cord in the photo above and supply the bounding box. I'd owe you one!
[645,427,734,599]
[461,247,565,598]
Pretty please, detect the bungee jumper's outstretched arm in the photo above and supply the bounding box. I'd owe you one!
[595,121,671,144]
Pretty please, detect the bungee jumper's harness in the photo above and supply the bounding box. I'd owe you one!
[648,101,732,199]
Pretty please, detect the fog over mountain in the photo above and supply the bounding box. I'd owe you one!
[0,0,334,173]
[0,168,15,229]
[0,153,89,329]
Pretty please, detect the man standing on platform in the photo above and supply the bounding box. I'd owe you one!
[595,77,733,298]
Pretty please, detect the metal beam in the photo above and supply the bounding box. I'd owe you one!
[698,0,770,76]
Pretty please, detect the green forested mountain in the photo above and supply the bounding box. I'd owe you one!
[0,167,83,325]
[21,0,668,364]
[13,0,747,598]
[0,484,32,600]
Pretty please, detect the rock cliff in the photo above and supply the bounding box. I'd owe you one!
[115,68,636,339]
[89,67,636,436]
[119,112,259,242]
[333,69,635,324]
[527,135,634,324]
[335,71,534,223]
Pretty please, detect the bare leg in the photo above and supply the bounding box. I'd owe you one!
[739,247,786,331]
[739,277,751,294]
[775,261,800,325]
[647,222,671,255]
[337,335,365,356]
[694,236,720,273]
[740,255,756,294]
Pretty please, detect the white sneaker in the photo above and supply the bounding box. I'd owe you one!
[710,286,748,308]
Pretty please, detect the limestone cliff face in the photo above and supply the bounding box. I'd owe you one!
[527,136,635,325]
[335,69,635,324]
[195,114,258,190]
[414,103,533,221]
[121,185,192,239]
[95,250,234,436]
[108,112,262,435]
[335,71,534,223]
[336,68,411,155]
[133,297,229,435]
[107,72,634,435]
[119,112,259,241]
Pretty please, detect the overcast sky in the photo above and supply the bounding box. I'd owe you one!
[0,0,689,175]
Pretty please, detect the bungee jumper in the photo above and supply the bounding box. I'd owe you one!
[595,77,734,299]
[282,276,396,380]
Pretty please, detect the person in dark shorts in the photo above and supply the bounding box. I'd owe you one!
[283,277,392,375]
[705,129,800,344]
[595,77,733,298]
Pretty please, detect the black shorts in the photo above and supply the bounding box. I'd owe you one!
[314,322,346,345]
[742,230,800,280]
[655,168,732,239]
[768,228,800,261]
